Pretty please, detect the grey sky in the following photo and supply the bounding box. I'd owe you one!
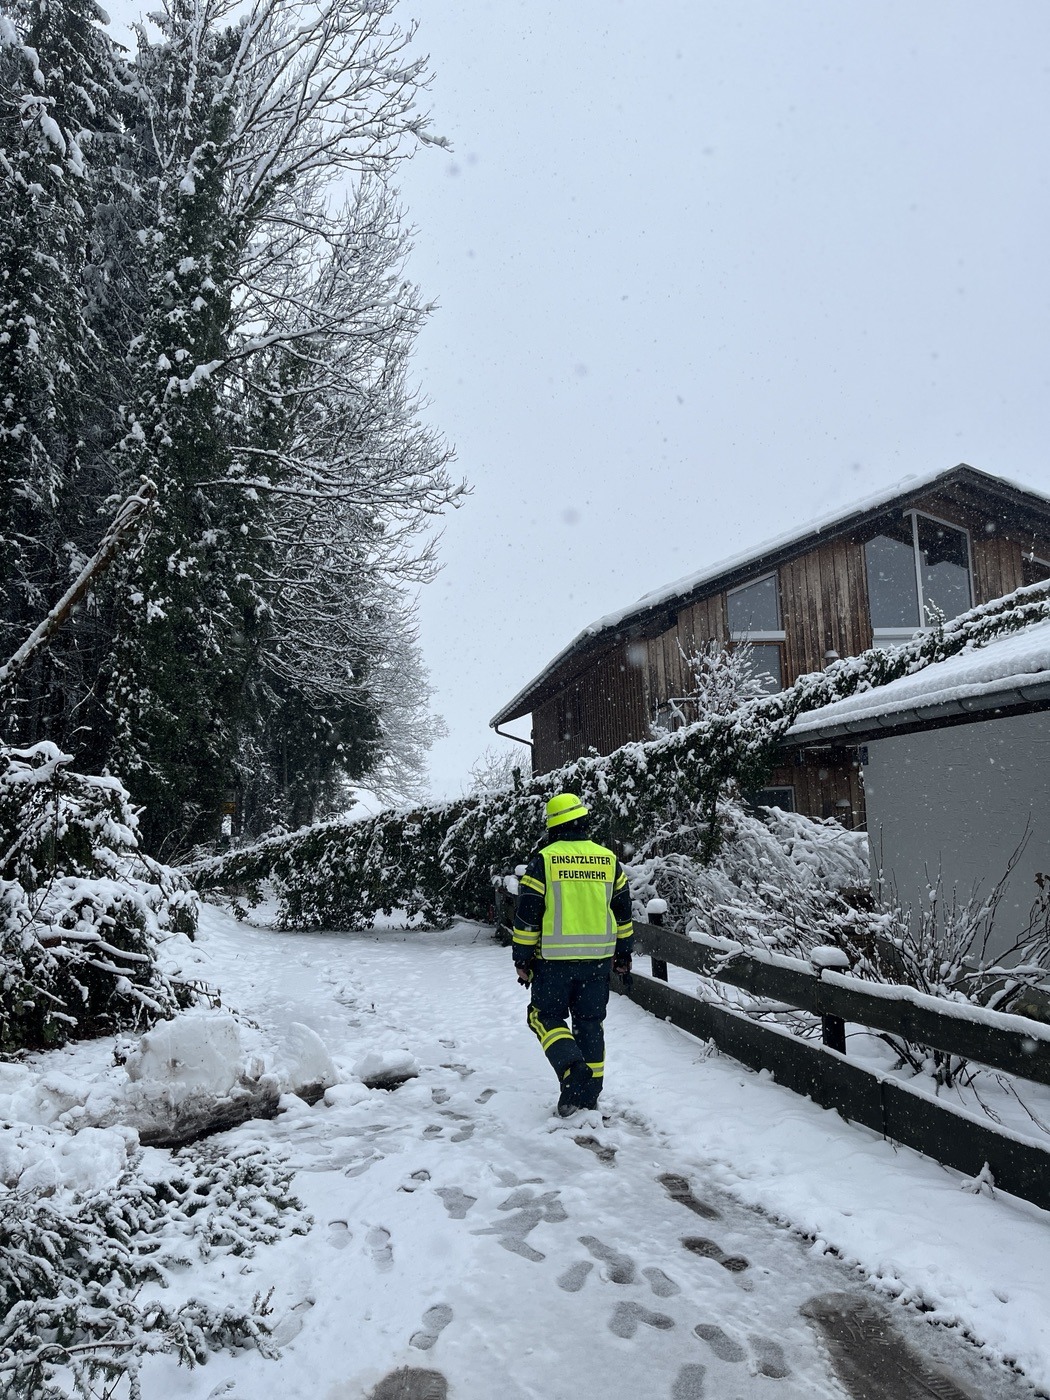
[394,0,1050,796]
[100,0,1050,799]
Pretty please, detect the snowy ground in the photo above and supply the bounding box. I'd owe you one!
[9,905,1050,1400]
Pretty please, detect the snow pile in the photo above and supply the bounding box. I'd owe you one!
[352,1047,419,1089]
[126,1009,250,1095]
[0,1121,136,1195]
[0,1005,342,1154]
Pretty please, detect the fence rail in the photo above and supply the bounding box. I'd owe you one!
[616,920,1050,1214]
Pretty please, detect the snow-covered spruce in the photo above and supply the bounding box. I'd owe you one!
[0,741,198,1051]
[0,1140,309,1400]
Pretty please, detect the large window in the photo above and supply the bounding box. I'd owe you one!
[727,574,784,692]
[865,512,972,640]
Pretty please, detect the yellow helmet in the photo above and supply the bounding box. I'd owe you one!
[545,792,589,829]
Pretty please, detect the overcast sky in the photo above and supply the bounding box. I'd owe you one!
[103,0,1050,800]
[383,0,1050,797]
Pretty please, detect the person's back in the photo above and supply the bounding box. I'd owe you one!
[532,836,621,961]
[512,793,633,1116]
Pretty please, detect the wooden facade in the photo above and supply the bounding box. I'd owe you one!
[494,467,1050,826]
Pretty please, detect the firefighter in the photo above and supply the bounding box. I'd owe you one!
[512,793,634,1116]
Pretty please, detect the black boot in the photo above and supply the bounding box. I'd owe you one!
[557,1061,593,1117]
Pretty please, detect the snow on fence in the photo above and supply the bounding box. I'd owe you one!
[621,920,1050,1213]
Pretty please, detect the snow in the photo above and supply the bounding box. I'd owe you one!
[126,1009,247,1095]
[6,904,1050,1398]
[491,463,1045,724]
[809,945,850,971]
[788,617,1050,739]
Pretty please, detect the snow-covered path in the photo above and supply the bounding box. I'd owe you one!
[144,908,1050,1400]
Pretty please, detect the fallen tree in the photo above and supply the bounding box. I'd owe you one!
[189,578,1050,932]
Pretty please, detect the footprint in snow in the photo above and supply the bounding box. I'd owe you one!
[326,1219,352,1249]
[748,1334,791,1380]
[670,1364,707,1399]
[475,1088,496,1104]
[399,1170,430,1193]
[431,1088,450,1105]
[680,1236,749,1272]
[369,1368,448,1400]
[556,1260,594,1293]
[367,1225,393,1271]
[345,1152,381,1178]
[608,1300,675,1339]
[450,1123,475,1143]
[471,1188,567,1262]
[440,1063,474,1078]
[422,1125,444,1139]
[492,1169,544,1188]
[268,1297,315,1347]
[410,1304,453,1352]
[658,1172,721,1220]
[573,1134,616,1166]
[579,1235,636,1285]
[643,1266,680,1298]
[692,1322,746,1362]
[435,1187,476,1220]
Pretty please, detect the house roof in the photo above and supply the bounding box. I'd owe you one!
[491,463,1050,727]
[783,619,1050,747]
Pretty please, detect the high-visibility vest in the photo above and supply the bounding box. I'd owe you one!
[538,839,620,960]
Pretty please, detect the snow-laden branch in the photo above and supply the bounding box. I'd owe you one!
[0,480,157,693]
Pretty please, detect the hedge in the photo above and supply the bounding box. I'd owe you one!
[188,578,1050,931]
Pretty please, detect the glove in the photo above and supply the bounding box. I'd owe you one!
[613,953,633,991]
[515,959,534,987]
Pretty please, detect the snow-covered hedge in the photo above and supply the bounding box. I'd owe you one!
[1,742,198,1050]
[190,580,1050,931]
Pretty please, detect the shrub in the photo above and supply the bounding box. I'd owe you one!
[1,742,198,1050]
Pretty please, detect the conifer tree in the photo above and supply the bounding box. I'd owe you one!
[0,0,122,742]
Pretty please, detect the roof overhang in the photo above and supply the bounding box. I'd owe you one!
[491,464,1050,727]
[782,677,1050,749]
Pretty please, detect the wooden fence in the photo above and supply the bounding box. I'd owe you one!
[616,920,1050,1214]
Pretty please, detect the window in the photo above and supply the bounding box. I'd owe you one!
[728,574,785,692]
[1022,553,1050,587]
[727,574,780,634]
[865,512,972,640]
[747,643,783,692]
[748,786,795,813]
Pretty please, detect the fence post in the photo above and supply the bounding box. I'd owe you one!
[811,944,850,1054]
[646,898,669,981]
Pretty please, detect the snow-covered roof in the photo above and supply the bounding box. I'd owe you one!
[492,463,1050,726]
[785,619,1050,745]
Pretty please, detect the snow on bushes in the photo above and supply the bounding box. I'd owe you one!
[1,742,199,1051]
[193,579,1050,931]
[0,1135,309,1399]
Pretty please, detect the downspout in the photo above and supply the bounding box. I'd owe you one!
[493,721,534,758]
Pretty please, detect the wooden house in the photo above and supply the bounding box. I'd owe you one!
[490,464,1050,824]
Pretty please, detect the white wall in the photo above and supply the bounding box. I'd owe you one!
[863,711,1050,960]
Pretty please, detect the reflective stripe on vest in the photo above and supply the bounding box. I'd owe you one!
[539,840,617,960]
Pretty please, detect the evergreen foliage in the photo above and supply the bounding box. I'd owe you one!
[0,739,197,1051]
[0,0,459,854]
[191,579,1050,931]
[0,1141,309,1399]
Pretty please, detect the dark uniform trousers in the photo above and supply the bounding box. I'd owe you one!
[526,956,612,1085]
